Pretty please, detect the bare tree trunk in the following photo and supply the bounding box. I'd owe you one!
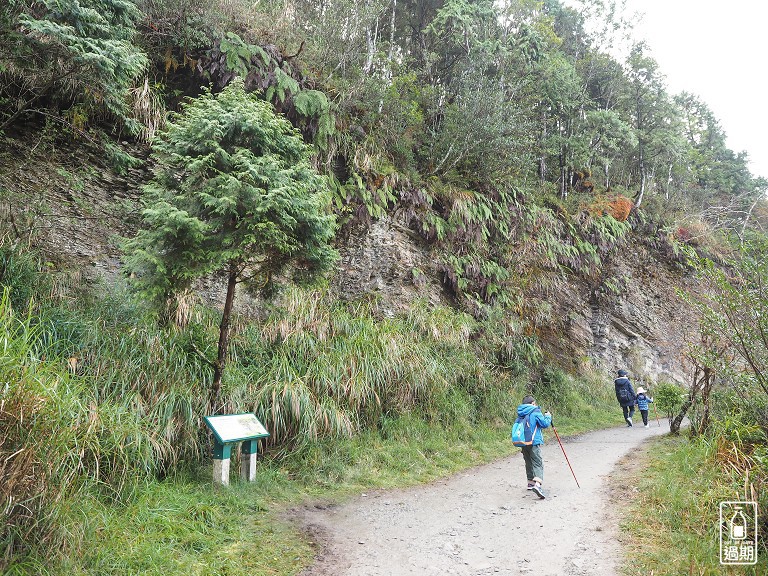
[559,127,567,199]
[539,109,547,184]
[636,163,646,207]
[210,264,238,413]
[670,397,692,434]
[378,0,397,113]
[387,0,396,67]
[672,366,700,434]
[740,197,759,244]
[671,365,715,434]
[560,164,567,198]
[698,367,715,434]
[363,18,379,74]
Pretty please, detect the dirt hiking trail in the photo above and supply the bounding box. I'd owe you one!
[295,420,671,576]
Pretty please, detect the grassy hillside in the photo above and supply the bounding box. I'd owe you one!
[621,434,767,575]
[0,242,623,573]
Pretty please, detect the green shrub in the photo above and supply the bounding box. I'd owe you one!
[0,246,49,312]
[654,381,686,420]
[103,140,144,175]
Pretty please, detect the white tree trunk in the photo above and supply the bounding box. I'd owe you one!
[364,19,379,74]
[378,0,397,113]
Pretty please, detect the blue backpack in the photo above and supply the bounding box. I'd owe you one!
[511,411,538,447]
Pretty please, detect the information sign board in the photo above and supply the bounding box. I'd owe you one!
[204,413,270,444]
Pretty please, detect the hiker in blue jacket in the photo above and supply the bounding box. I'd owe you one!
[635,386,654,428]
[614,369,636,427]
[513,395,552,499]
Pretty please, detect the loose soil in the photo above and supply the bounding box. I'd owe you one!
[294,420,670,576]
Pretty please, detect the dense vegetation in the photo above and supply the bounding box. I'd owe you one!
[2,0,768,573]
[0,248,620,572]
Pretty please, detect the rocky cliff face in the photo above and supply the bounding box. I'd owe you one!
[330,216,447,316]
[545,247,695,386]
[0,129,149,283]
[594,247,695,385]
[2,132,697,385]
[334,213,696,386]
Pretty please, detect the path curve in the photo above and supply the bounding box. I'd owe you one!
[295,420,670,576]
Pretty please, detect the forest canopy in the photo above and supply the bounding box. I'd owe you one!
[2,0,764,206]
[2,0,767,310]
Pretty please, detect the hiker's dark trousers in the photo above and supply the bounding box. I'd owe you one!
[522,444,543,484]
[640,409,649,425]
[622,405,635,420]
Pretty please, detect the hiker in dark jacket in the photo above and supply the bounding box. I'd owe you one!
[614,369,636,427]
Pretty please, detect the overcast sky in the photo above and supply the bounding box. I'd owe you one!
[564,0,768,180]
[616,0,768,180]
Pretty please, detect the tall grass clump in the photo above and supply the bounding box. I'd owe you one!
[232,287,621,454]
[231,289,515,451]
[30,283,219,472]
[0,289,147,564]
[0,245,50,312]
[0,272,217,566]
[1,289,58,564]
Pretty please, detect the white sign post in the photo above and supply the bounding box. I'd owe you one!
[204,413,270,486]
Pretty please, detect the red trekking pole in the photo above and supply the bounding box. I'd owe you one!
[646,383,661,427]
[551,423,580,488]
[652,397,661,427]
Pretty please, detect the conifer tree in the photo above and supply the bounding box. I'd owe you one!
[124,81,338,411]
[1,0,147,131]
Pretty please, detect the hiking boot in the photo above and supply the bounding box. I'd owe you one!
[625,417,633,427]
[532,483,545,499]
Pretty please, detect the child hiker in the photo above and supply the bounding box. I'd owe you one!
[635,387,654,428]
[511,395,552,499]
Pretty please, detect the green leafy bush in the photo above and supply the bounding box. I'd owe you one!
[654,381,686,420]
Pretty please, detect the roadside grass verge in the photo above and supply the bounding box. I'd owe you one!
[8,395,618,575]
[619,435,767,575]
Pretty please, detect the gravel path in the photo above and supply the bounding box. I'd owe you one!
[295,419,670,576]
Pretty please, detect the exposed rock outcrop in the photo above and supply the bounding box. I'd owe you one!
[1,129,148,283]
[541,244,695,385]
[331,216,446,316]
